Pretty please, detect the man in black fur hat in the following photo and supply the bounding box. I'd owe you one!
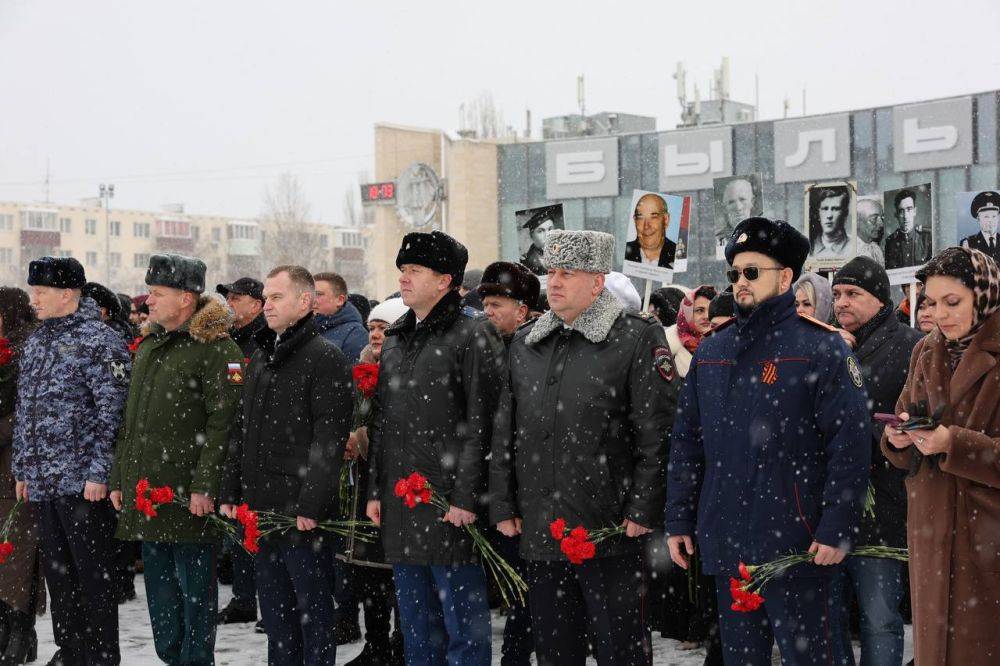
[366,231,506,664]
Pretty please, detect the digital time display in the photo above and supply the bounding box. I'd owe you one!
[360,181,396,204]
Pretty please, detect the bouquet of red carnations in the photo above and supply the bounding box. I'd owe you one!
[728,546,908,612]
[134,478,378,553]
[393,472,528,605]
[548,518,625,565]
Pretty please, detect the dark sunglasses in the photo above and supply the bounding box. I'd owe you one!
[726,266,784,283]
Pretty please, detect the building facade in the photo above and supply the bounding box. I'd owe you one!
[498,90,1000,288]
[366,123,502,298]
[0,200,365,296]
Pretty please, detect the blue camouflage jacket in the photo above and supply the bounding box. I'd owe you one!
[666,289,871,577]
[12,298,130,501]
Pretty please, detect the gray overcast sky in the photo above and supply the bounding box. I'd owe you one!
[1,0,998,223]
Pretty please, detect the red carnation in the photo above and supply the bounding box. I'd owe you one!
[234,503,261,553]
[127,336,144,354]
[136,496,157,518]
[549,518,567,541]
[0,339,13,367]
[394,479,410,498]
[149,486,175,504]
[406,472,428,491]
[559,533,596,565]
[729,565,765,612]
[352,363,379,398]
[0,542,12,564]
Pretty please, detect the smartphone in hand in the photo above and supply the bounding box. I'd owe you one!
[874,412,903,428]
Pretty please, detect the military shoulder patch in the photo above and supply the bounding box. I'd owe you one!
[109,359,127,382]
[652,346,675,382]
[798,312,839,332]
[226,362,244,385]
[847,356,864,388]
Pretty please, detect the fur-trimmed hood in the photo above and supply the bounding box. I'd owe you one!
[526,288,623,345]
[141,293,233,343]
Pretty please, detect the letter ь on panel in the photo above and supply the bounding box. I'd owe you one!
[893,97,973,172]
[545,137,620,199]
[773,114,851,184]
[658,126,733,192]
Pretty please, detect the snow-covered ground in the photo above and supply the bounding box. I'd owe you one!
[33,576,913,664]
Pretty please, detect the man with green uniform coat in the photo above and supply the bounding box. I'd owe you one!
[109,254,243,666]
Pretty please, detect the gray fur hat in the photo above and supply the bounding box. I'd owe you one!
[543,230,614,274]
[145,254,207,293]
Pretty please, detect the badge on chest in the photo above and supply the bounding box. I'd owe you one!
[761,360,778,385]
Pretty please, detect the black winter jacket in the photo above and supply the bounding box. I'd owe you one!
[367,290,506,566]
[230,312,273,359]
[853,310,923,548]
[222,315,353,528]
[490,289,680,561]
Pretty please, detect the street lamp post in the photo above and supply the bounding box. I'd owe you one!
[100,183,114,284]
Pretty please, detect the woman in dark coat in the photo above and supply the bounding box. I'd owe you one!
[338,299,407,666]
[0,287,43,663]
[882,247,1000,665]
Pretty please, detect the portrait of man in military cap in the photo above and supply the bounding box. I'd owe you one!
[883,183,933,272]
[515,203,564,276]
[958,190,1000,263]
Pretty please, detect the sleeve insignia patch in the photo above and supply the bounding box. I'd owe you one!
[847,356,864,388]
[227,362,244,385]
[652,346,676,383]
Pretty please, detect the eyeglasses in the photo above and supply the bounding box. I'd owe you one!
[726,266,784,283]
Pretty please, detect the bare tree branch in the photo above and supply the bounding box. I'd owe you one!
[259,173,333,271]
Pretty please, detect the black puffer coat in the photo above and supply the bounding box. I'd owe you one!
[367,290,506,566]
[490,289,680,561]
[222,315,353,528]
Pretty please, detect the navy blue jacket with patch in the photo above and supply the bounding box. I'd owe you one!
[12,298,131,501]
[665,289,871,577]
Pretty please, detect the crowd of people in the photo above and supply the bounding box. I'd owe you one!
[0,212,996,666]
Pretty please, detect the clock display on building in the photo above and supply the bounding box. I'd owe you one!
[360,181,396,204]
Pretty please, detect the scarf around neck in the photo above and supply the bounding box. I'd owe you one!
[945,248,1000,368]
[676,286,715,353]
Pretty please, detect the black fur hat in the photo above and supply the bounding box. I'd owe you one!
[396,231,468,288]
[145,254,206,293]
[477,261,541,311]
[27,257,86,289]
[724,217,810,282]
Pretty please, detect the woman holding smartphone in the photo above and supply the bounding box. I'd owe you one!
[882,246,1000,666]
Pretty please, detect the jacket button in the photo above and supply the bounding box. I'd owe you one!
[547,376,557,385]
[542,431,550,440]
[540,487,551,497]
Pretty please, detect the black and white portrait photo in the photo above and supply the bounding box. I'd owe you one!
[882,183,932,274]
[713,174,763,259]
[804,181,856,270]
[855,196,886,266]
[515,204,564,276]
[957,190,1000,264]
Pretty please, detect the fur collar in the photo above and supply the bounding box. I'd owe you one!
[142,294,233,344]
[526,288,623,346]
